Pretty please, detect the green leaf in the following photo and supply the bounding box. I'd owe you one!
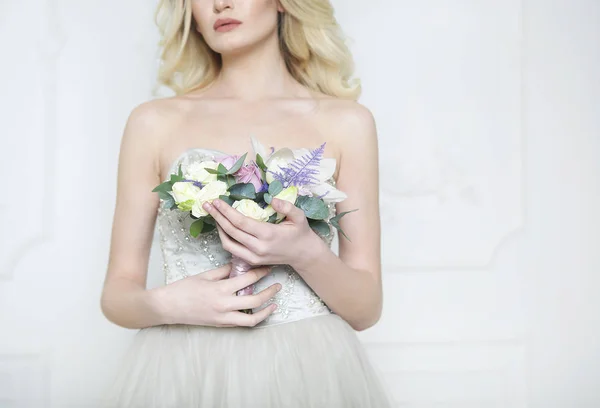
[201,223,216,233]
[170,173,184,183]
[152,181,173,193]
[226,153,248,175]
[268,180,283,196]
[228,183,256,200]
[264,192,272,204]
[330,209,358,241]
[158,190,172,201]
[333,225,351,241]
[163,196,175,210]
[190,219,204,238]
[178,164,183,178]
[308,219,331,237]
[330,209,358,225]
[256,154,267,171]
[205,168,221,175]
[295,196,329,220]
[203,215,215,225]
[217,163,228,174]
[268,213,277,223]
[226,174,236,188]
[218,195,235,206]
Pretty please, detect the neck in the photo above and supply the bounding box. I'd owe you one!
[212,33,307,101]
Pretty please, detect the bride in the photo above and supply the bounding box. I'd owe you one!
[100,0,393,406]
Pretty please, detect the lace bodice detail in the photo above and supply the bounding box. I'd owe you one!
[156,148,335,328]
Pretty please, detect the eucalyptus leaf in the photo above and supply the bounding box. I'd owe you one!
[226,153,248,175]
[264,192,272,204]
[256,154,267,171]
[163,196,175,210]
[308,220,331,237]
[268,180,283,196]
[218,195,235,206]
[228,183,256,200]
[205,168,221,175]
[158,190,172,201]
[170,173,184,183]
[217,163,228,174]
[152,181,173,193]
[203,215,216,225]
[330,209,359,225]
[268,213,278,223]
[296,196,329,220]
[190,219,204,238]
[201,223,216,233]
[226,175,236,188]
[330,209,358,241]
[333,225,351,241]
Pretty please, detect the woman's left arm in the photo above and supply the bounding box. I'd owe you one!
[203,104,382,331]
[290,104,382,331]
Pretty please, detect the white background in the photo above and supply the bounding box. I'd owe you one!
[1,0,599,407]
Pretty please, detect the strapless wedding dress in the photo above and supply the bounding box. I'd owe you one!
[102,149,394,408]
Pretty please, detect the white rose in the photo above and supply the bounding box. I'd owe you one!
[185,161,219,184]
[232,199,271,222]
[171,182,202,211]
[268,186,298,221]
[191,180,229,218]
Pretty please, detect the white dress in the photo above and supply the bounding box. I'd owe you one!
[102,149,394,408]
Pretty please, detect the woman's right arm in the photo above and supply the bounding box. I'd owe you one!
[100,102,280,329]
[100,101,175,329]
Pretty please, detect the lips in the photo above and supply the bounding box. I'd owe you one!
[213,18,242,31]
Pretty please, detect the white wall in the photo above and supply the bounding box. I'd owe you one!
[0,1,598,407]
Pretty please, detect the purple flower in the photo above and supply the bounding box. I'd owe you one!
[271,143,325,188]
[217,154,241,172]
[236,162,263,192]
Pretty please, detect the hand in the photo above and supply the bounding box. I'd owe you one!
[159,263,281,327]
[203,198,322,268]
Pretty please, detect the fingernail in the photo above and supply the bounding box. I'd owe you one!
[213,199,221,208]
[276,284,282,292]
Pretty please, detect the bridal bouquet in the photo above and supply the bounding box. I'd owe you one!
[153,137,356,311]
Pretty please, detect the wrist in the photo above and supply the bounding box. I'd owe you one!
[148,286,176,325]
[292,231,330,273]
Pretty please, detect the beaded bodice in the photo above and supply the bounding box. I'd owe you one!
[156,148,335,328]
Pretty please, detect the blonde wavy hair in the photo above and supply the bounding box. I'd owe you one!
[154,0,361,99]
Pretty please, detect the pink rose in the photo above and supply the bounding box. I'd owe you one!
[217,154,240,171]
[236,163,263,192]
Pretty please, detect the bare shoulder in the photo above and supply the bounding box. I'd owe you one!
[123,96,192,144]
[317,97,377,146]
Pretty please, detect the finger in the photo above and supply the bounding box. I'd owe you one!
[271,198,305,224]
[216,224,259,264]
[212,199,268,238]
[197,263,231,281]
[229,282,282,310]
[222,265,271,293]
[223,303,278,327]
[204,201,258,247]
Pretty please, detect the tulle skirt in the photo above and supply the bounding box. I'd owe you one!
[102,314,393,408]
